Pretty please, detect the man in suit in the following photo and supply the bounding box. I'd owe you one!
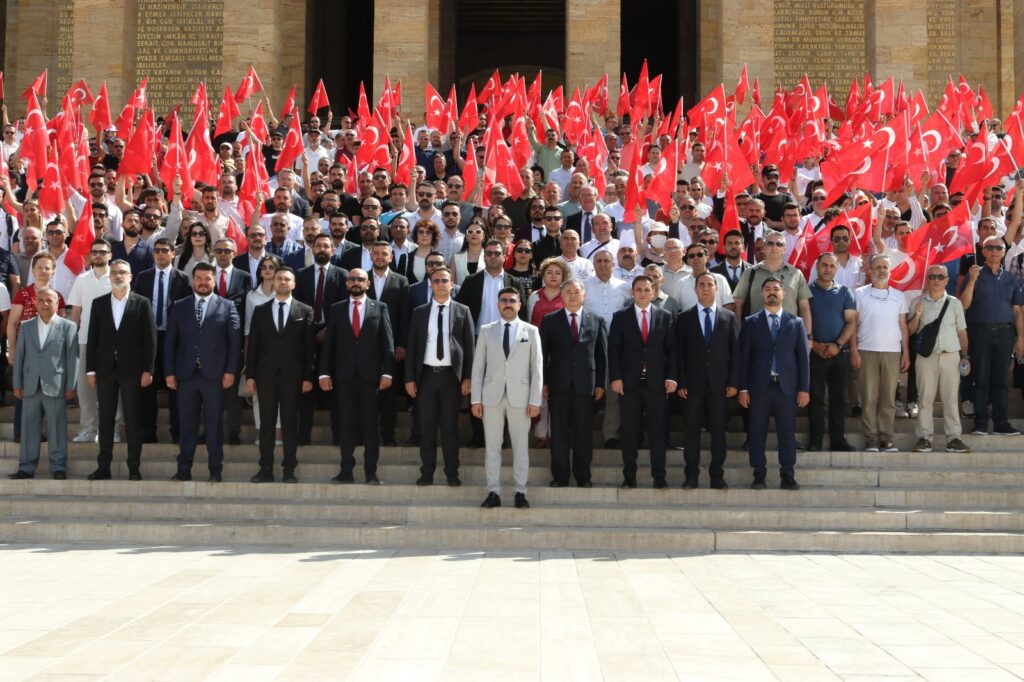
[676,272,739,489]
[608,275,677,489]
[366,240,411,446]
[539,279,606,488]
[563,186,602,243]
[245,266,316,483]
[135,238,192,443]
[164,262,242,482]
[405,266,475,486]
[738,276,810,490]
[338,218,381,273]
[472,287,543,508]
[410,252,459,308]
[295,233,348,445]
[264,211,306,270]
[233,225,268,284]
[213,238,252,445]
[709,229,751,293]
[85,260,157,480]
[320,268,395,484]
[8,288,78,480]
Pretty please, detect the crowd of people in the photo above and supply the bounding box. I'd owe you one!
[1,74,1023,508]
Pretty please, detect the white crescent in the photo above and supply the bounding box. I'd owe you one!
[876,127,896,150]
[848,217,867,241]
[853,155,872,175]
[810,95,821,114]
[940,224,959,250]
[705,97,719,116]
[429,94,445,116]
[363,126,380,147]
[891,256,917,286]
[986,156,1001,179]
[921,130,942,154]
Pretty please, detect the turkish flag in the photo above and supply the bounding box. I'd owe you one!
[214,85,240,137]
[737,105,765,165]
[588,74,609,115]
[377,75,395,126]
[720,185,741,233]
[477,69,501,105]
[22,69,47,100]
[275,107,303,173]
[38,145,65,218]
[65,79,93,107]
[631,60,650,120]
[395,122,416,186]
[117,109,152,179]
[890,240,933,292]
[279,85,296,121]
[541,92,560,134]
[752,77,761,109]
[425,82,449,132]
[75,125,91,194]
[617,73,631,118]
[248,100,270,144]
[461,138,479,202]
[909,90,929,126]
[21,92,49,187]
[160,115,193,208]
[733,65,749,106]
[113,101,136,143]
[226,216,248,255]
[702,118,755,192]
[459,84,479,135]
[186,108,220,186]
[1003,110,1024,168]
[358,109,392,171]
[130,77,148,110]
[235,66,264,103]
[623,131,646,214]
[191,82,209,128]
[647,138,679,213]
[659,96,684,139]
[307,78,330,115]
[820,139,873,205]
[905,201,973,264]
[510,116,531,169]
[490,138,524,199]
[788,217,822,279]
[839,201,876,256]
[688,84,727,145]
[562,87,587,145]
[948,138,989,195]
[65,199,95,276]
[88,82,112,132]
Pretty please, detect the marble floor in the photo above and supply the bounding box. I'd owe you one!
[1,545,1024,681]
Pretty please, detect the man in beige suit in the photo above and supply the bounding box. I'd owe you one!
[471,286,543,509]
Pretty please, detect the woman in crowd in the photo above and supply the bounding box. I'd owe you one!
[451,218,487,284]
[175,221,214,275]
[244,254,284,444]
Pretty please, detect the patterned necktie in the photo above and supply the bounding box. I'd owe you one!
[703,307,713,346]
[436,304,445,361]
[155,271,165,329]
[570,312,578,341]
[352,299,361,338]
[503,322,511,357]
[196,297,205,329]
[278,301,285,332]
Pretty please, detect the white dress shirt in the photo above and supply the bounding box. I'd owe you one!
[37,315,53,347]
[373,270,389,298]
[583,276,631,326]
[698,301,718,335]
[425,299,452,366]
[150,265,175,331]
[477,271,505,331]
[110,291,129,330]
[274,297,292,331]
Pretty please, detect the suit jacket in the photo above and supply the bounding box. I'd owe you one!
[710,260,751,292]
[367,270,411,351]
[133,267,193,327]
[405,298,475,383]
[215,266,252,323]
[14,316,79,397]
[337,245,371,273]
[676,305,739,393]
[608,305,676,391]
[539,308,607,395]
[295,263,348,326]
[410,279,460,308]
[454,270,528,325]
[319,297,395,383]
[266,239,306,270]
[739,309,810,397]
[246,298,317,385]
[471,319,544,408]
[329,240,359,268]
[564,211,598,242]
[86,293,158,379]
[163,294,242,382]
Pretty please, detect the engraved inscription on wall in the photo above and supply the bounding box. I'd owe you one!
[774,2,866,92]
[927,0,957,104]
[136,0,224,115]
[54,0,75,99]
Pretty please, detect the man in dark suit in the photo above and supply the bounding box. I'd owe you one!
[563,189,601,243]
[295,234,348,444]
[410,251,459,308]
[738,276,810,490]
[245,266,316,483]
[264,211,306,270]
[366,241,410,446]
[338,218,381,273]
[539,279,606,488]
[164,262,242,482]
[405,266,475,486]
[608,275,677,489]
[676,272,740,489]
[709,229,751,292]
[135,238,193,443]
[213,238,252,444]
[320,268,395,484]
[532,206,564,266]
[85,260,157,481]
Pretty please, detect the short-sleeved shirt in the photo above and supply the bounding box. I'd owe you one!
[733,262,812,316]
[910,292,967,354]
[809,281,855,344]
[0,246,19,293]
[965,266,1023,325]
[854,285,908,352]
[68,269,112,344]
[12,286,66,331]
[672,272,733,313]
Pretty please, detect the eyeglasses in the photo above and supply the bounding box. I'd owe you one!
[927,274,948,280]
[143,214,161,220]
[416,229,434,235]
[493,224,511,230]
[190,231,207,237]
[700,240,718,246]
[430,278,451,284]
[765,242,785,248]
[90,249,110,255]
[515,247,532,254]
[812,196,826,201]
[45,230,64,236]
[442,212,459,217]
[498,297,519,304]
[543,216,561,221]
[448,185,464,190]
[679,205,695,211]
[213,248,234,255]
[686,253,707,260]
[766,173,780,180]
[416,192,434,198]
[347,276,368,282]
[93,215,108,221]
[484,251,504,257]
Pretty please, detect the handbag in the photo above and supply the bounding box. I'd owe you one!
[915,297,951,358]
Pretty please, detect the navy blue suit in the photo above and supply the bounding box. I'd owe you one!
[164,294,242,476]
[738,309,810,476]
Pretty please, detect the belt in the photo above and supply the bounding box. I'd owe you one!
[425,365,452,373]
[970,323,1013,330]
[769,375,780,383]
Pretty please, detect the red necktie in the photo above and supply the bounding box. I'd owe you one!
[641,309,648,344]
[352,299,361,338]
[314,267,325,322]
[570,312,578,341]
[219,270,227,297]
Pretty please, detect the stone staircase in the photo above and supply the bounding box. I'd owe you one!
[2,401,1024,553]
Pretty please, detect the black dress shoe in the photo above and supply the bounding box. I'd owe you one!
[653,478,669,489]
[87,469,112,481]
[297,436,311,446]
[128,471,143,482]
[620,478,637,489]
[682,477,698,490]
[806,441,822,452]
[481,492,501,508]
[447,477,462,487]
[416,475,433,486]
[514,493,530,509]
[365,475,381,485]
[332,472,355,484]
[794,440,806,452]
[228,432,241,446]
[8,470,33,479]
[549,480,568,488]
[831,440,856,452]
[468,437,485,448]
[577,480,593,488]
[197,433,206,445]
[53,471,67,480]
[381,438,397,447]
[208,474,222,483]
[710,477,728,490]
[282,471,298,484]
[604,438,620,448]
[251,472,274,483]
[171,472,192,482]
[780,475,801,491]
[750,472,766,490]
[405,436,420,446]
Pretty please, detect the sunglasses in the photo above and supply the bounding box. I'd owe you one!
[680,206,695,211]
[347,276,368,282]
[927,274,948,280]
[543,216,561,221]
[45,230,65,236]
[686,253,706,259]
[90,249,110,255]
[363,205,381,210]
[143,214,161,220]
[191,231,207,237]
[416,192,433,197]
[426,261,445,268]
[984,245,1006,251]
[700,240,717,246]
[493,224,511,230]
[515,247,532,254]
[484,251,505,257]
[442,212,459,217]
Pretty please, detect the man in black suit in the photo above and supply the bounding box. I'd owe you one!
[532,206,564,266]
[366,241,410,446]
[539,279,606,488]
[245,266,316,483]
[709,229,751,292]
[327,213,359,267]
[563,187,601,243]
[233,224,269,284]
[608,275,677,489]
[405,266,475,486]
[135,238,192,443]
[320,268,395,484]
[338,218,380,273]
[410,251,459,308]
[164,262,242,482]
[213,238,252,445]
[676,272,740,489]
[295,233,348,444]
[85,260,158,480]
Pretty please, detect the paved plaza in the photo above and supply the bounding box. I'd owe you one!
[2,546,1024,680]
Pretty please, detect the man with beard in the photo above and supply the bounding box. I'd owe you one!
[260,187,304,241]
[108,208,154,276]
[410,182,445,232]
[338,218,382,273]
[755,164,796,229]
[381,183,413,226]
[327,213,359,263]
[367,241,411,446]
[212,238,251,445]
[233,225,268,284]
[71,172,123,235]
[326,163,362,220]
[710,229,751,292]
[319,268,395,484]
[268,168,310,217]
[168,184,230,245]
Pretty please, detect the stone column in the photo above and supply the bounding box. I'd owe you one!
[565,0,619,98]
[373,0,437,120]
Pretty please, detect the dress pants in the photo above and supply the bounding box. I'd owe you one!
[483,395,530,494]
[176,373,226,475]
[915,351,963,439]
[859,350,900,441]
[378,363,402,442]
[336,378,382,477]
[96,373,143,474]
[602,384,621,442]
[256,379,300,473]
[18,392,68,475]
[620,382,668,480]
[417,367,461,480]
[683,383,728,480]
[747,380,797,476]
[221,384,242,438]
[77,344,123,436]
[968,324,1015,430]
[548,391,595,484]
[809,350,850,445]
[140,332,179,441]
[299,380,339,444]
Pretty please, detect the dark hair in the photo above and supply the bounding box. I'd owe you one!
[781,202,801,214]
[830,224,851,238]
[254,254,282,288]
[631,275,654,288]
[498,286,520,300]
[722,229,744,242]
[177,222,212,269]
[413,219,439,246]
[761,275,784,289]
[153,237,174,249]
[693,271,718,287]
[192,261,216,275]
[441,200,461,211]
[276,265,295,277]
[92,237,111,248]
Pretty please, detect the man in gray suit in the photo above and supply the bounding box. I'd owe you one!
[9,288,79,480]
[471,286,543,509]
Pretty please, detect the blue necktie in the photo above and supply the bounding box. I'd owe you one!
[582,212,591,243]
[155,271,165,329]
[769,313,779,376]
[703,307,713,346]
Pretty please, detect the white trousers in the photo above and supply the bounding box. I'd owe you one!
[483,396,531,494]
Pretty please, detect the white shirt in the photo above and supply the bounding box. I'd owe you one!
[498,318,519,354]
[477,271,505,331]
[425,299,452,367]
[110,291,129,329]
[358,247,373,272]
[782,230,802,262]
[560,255,596,283]
[244,251,266,283]
[372,270,389,298]
[0,285,10,314]
[698,301,718,335]
[613,265,644,286]
[0,209,20,251]
[854,285,908,353]
[260,212,305,242]
[549,166,574,195]
[634,304,654,331]
[68,268,112,344]
[349,296,366,326]
[581,237,619,260]
[70,191,123,236]
[37,315,53,347]
[195,294,213,324]
[274,296,292,331]
[810,254,864,290]
[437,229,465,264]
[673,272,733,312]
[583,276,631,326]
[150,265,175,331]
[48,249,77,302]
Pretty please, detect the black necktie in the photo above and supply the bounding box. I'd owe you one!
[436,304,445,361]
[278,301,285,332]
[155,271,165,329]
[503,322,511,357]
